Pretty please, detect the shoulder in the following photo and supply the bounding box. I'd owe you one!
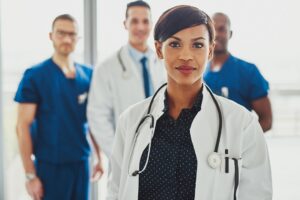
[15,59,54,102]
[98,50,120,69]
[118,98,152,130]
[76,63,93,76]
[231,55,259,74]
[93,51,120,79]
[215,95,264,144]
[93,48,126,82]
[218,94,265,143]
[120,97,151,120]
[77,63,92,71]
[217,95,255,126]
[23,58,54,78]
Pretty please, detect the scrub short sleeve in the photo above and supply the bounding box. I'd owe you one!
[248,65,269,101]
[14,69,40,103]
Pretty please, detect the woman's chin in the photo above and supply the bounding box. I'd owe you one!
[173,80,201,88]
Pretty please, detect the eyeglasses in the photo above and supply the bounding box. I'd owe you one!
[55,30,78,40]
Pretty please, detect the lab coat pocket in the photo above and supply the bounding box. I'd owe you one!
[121,175,139,200]
[215,158,242,200]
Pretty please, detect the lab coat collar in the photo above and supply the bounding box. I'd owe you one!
[121,44,159,91]
[150,83,210,120]
[127,43,153,64]
[162,86,203,113]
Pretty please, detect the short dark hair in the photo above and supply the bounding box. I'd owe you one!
[125,0,151,19]
[52,14,77,30]
[154,5,215,44]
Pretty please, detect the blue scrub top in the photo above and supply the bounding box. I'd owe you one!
[204,54,269,111]
[15,58,93,164]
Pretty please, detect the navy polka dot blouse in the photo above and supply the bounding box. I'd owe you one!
[138,89,203,200]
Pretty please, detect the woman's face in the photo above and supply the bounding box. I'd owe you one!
[155,25,214,87]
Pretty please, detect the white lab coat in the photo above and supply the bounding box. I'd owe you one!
[87,45,166,156]
[107,86,272,200]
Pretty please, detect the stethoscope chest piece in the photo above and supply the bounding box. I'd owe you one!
[208,152,222,169]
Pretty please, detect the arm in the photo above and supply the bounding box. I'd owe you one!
[238,115,272,200]
[89,131,104,181]
[87,64,115,157]
[16,103,43,200]
[106,114,126,200]
[251,96,272,132]
[247,64,272,132]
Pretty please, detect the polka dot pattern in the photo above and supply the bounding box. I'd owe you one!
[138,90,203,200]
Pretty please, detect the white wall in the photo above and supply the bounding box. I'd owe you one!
[98,0,300,87]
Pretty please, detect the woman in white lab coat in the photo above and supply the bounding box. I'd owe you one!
[107,5,272,200]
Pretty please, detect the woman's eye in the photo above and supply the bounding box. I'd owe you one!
[169,41,181,48]
[193,42,204,48]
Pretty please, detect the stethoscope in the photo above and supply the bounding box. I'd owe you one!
[117,47,158,80]
[128,83,240,200]
[117,48,130,79]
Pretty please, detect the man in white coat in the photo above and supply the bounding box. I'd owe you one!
[87,1,165,157]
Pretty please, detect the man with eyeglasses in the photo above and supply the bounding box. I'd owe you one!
[15,14,103,200]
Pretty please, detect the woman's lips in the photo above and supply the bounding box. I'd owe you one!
[176,65,195,74]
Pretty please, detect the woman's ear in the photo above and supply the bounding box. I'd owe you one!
[155,41,163,59]
[208,42,215,60]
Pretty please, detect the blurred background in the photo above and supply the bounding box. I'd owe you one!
[0,0,299,199]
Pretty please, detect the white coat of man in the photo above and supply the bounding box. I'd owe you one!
[87,1,165,157]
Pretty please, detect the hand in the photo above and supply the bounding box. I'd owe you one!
[91,160,104,182]
[25,177,44,200]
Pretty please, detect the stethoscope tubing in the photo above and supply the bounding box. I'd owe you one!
[127,83,239,200]
[129,83,222,173]
[117,48,127,73]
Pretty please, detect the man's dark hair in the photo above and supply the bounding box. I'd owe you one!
[154,5,215,44]
[52,14,77,30]
[125,1,151,18]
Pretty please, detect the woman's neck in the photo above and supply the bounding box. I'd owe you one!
[167,79,203,119]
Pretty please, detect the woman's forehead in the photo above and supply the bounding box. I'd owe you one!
[170,25,209,40]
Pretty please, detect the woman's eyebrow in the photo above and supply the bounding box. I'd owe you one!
[170,36,206,41]
[170,36,181,41]
[192,37,206,41]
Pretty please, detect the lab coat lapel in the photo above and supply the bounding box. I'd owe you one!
[190,85,219,154]
[151,86,166,120]
[190,85,221,199]
[124,87,166,199]
[128,86,166,171]
[120,45,143,85]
